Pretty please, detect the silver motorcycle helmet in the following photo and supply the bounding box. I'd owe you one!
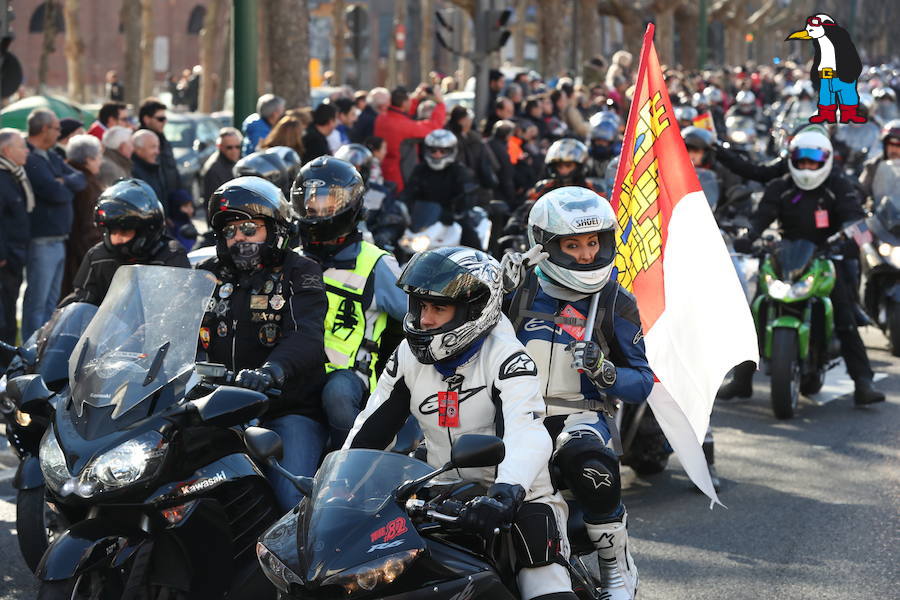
[545,138,589,184]
[527,186,618,294]
[334,143,374,183]
[788,130,833,191]
[423,129,458,171]
[396,246,503,364]
[735,90,756,107]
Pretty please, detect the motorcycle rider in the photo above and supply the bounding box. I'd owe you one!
[528,138,597,201]
[587,121,620,181]
[859,119,900,199]
[61,178,190,306]
[197,176,330,511]
[508,187,651,600]
[728,130,886,406]
[291,156,407,448]
[345,246,582,600]
[401,129,481,249]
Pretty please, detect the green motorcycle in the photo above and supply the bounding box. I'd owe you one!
[753,238,840,419]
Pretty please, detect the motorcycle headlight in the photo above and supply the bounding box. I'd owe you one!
[890,247,900,269]
[410,235,430,253]
[878,242,891,257]
[322,550,421,596]
[256,542,303,594]
[39,427,69,492]
[768,279,791,300]
[84,431,168,492]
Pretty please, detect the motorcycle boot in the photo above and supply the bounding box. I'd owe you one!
[716,361,755,399]
[586,510,638,600]
[703,439,722,492]
[853,378,885,407]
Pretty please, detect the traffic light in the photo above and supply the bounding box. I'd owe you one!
[0,1,22,100]
[344,4,369,60]
[486,8,512,53]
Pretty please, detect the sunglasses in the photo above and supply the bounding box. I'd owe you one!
[223,145,241,150]
[428,147,451,156]
[221,221,264,239]
[153,115,168,122]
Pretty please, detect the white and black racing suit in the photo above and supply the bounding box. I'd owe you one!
[344,316,575,600]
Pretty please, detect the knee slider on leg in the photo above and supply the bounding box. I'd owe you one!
[510,502,564,571]
[554,434,621,518]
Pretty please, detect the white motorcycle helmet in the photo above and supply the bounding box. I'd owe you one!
[527,186,617,294]
[423,129,458,171]
[788,130,833,191]
[396,246,503,364]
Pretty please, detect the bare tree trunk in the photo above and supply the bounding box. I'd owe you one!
[675,3,697,68]
[267,0,310,108]
[139,0,154,100]
[420,0,434,85]
[258,1,269,93]
[332,0,346,85]
[199,0,223,113]
[513,0,527,66]
[122,0,142,107]
[537,0,566,81]
[217,6,232,111]
[578,0,600,80]
[458,9,473,85]
[63,0,85,102]
[654,6,676,67]
[37,0,60,94]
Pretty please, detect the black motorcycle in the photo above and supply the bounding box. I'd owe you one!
[862,194,900,355]
[247,431,606,599]
[36,266,279,599]
[1,302,97,572]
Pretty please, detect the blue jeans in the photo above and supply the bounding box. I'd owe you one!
[262,414,329,512]
[22,238,65,341]
[818,77,859,106]
[321,369,367,449]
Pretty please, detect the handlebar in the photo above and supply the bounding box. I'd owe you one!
[406,498,500,535]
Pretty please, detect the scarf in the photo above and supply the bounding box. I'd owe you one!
[0,155,35,213]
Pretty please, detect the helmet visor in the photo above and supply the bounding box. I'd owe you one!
[790,147,830,166]
[397,251,491,301]
[540,228,618,272]
[296,183,357,220]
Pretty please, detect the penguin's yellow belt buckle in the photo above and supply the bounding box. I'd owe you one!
[820,68,834,79]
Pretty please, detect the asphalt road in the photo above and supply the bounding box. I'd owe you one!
[0,328,896,599]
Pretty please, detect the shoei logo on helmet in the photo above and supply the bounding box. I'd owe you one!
[572,216,601,230]
[304,179,326,188]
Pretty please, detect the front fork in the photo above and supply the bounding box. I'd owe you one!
[752,296,834,368]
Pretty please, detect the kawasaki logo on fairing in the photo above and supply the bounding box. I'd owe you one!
[180,471,226,495]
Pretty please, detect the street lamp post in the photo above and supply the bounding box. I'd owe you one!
[233,0,258,128]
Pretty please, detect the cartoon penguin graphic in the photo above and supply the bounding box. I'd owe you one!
[786,13,865,124]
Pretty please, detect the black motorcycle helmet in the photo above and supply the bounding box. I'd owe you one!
[681,126,715,167]
[207,176,296,269]
[233,150,291,196]
[291,156,365,248]
[263,146,302,191]
[93,179,165,260]
[334,143,374,184]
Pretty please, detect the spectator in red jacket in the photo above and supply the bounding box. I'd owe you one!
[373,84,446,192]
[87,102,129,141]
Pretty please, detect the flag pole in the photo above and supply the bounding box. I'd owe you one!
[575,292,602,373]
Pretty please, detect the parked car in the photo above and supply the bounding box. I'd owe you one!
[164,112,220,202]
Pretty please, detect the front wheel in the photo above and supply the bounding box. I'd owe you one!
[16,486,67,573]
[887,302,900,357]
[770,328,801,419]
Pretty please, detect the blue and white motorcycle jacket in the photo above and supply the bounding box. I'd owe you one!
[511,275,654,421]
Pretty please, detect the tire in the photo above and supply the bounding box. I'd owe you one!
[770,328,801,420]
[16,486,67,573]
[888,302,900,357]
[37,571,185,600]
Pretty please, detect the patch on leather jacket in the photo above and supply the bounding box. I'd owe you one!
[498,351,538,380]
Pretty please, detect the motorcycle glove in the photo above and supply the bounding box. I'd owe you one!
[566,340,617,388]
[458,483,525,538]
[500,244,549,293]
[235,362,285,393]
[732,236,754,254]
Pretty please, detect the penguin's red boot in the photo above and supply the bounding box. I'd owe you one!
[839,104,867,123]
[809,104,837,123]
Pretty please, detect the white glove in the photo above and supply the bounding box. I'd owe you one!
[500,244,549,292]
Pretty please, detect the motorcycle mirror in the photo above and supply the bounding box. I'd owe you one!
[7,374,52,411]
[450,434,505,469]
[244,426,284,462]
[191,386,268,427]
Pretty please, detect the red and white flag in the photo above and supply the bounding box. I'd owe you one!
[610,25,758,506]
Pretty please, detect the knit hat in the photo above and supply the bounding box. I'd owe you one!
[59,118,83,140]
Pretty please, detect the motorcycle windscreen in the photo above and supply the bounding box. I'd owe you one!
[872,160,900,236]
[36,302,98,390]
[68,266,216,422]
[773,239,817,281]
[300,449,432,583]
[725,115,756,145]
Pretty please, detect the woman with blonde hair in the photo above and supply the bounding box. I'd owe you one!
[260,116,305,158]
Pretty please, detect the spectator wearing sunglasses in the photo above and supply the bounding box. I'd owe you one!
[202,127,244,202]
[138,97,185,207]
